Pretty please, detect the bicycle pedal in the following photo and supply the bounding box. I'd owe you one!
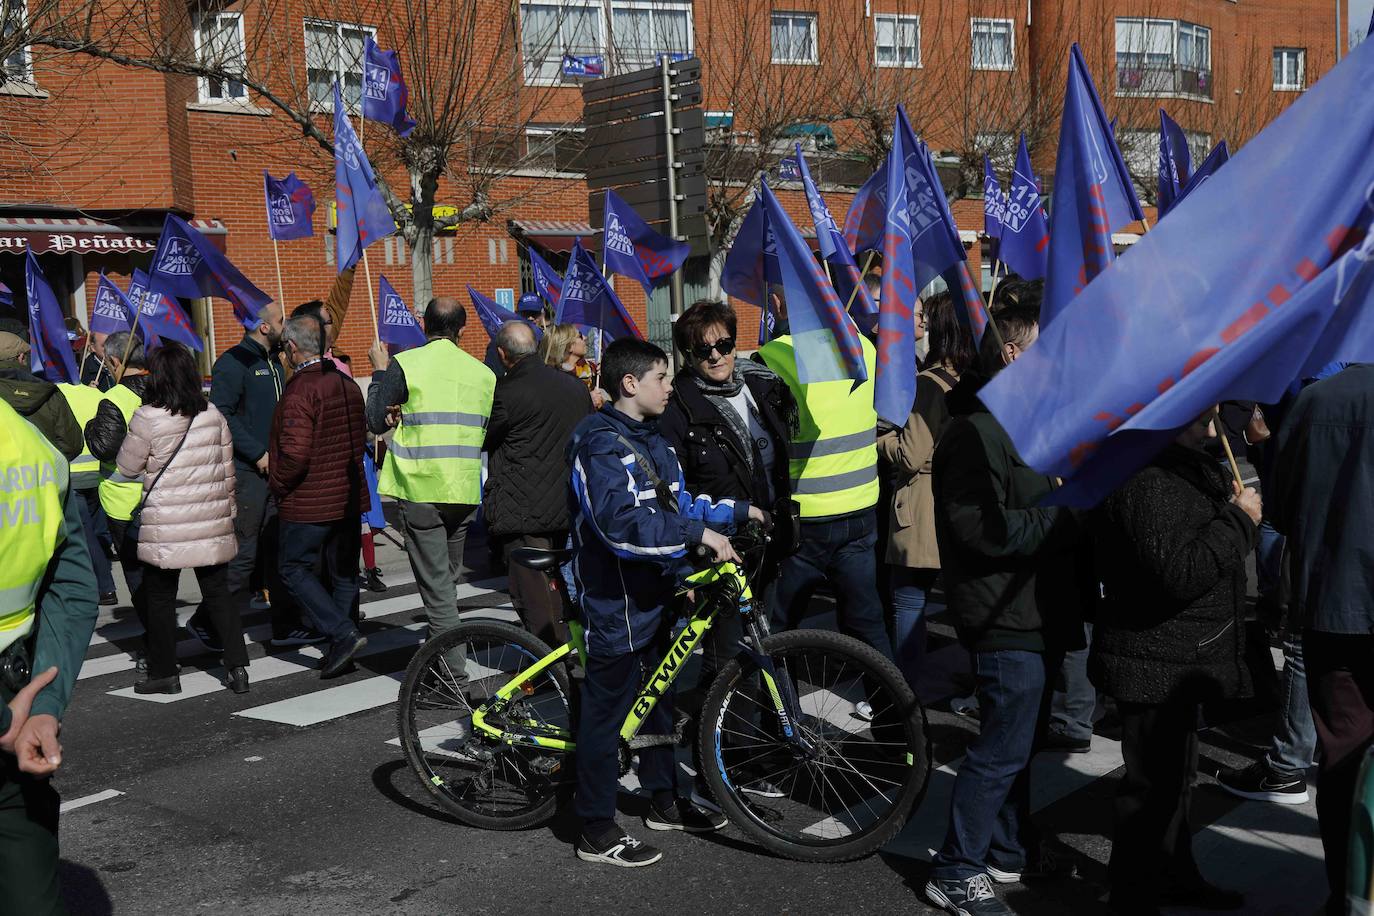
[528,755,563,776]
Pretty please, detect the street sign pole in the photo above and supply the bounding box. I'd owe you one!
[662,56,685,323]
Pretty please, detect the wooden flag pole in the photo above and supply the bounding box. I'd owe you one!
[1212,406,1245,490]
[78,332,92,384]
[271,238,287,307]
[113,307,145,386]
[842,250,879,315]
[986,258,1007,307]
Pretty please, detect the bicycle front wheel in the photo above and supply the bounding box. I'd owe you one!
[396,619,573,831]
[700,628,930,862]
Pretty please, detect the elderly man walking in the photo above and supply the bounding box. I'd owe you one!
[270,315,368,678]
[367,297,495,666]
[483,320,592,647]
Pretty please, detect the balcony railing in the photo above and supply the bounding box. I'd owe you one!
[1117,65,1212,99]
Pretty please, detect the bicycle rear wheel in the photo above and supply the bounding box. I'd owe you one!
[699,628,930,862]
[396,619,574,830]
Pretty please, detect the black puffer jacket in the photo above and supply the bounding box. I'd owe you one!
[1089,444,1257,705]
[482,355,593,537]
[86,374,150,462]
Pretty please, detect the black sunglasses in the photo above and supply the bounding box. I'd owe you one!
[691,337,736,360]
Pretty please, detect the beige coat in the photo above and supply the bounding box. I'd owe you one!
[878,366,958,569]
[117,403,237,569]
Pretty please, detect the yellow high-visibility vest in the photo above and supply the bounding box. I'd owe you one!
[758,334,879,519]
[57,382,104,490]
[378,339,495,505]
[97,382,143,522]
[0,399,68,655]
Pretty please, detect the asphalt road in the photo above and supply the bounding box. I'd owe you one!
[52,495,1327,916]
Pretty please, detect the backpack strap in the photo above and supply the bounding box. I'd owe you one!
[613,433,678,514]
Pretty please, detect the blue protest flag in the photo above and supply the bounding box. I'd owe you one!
[601,190,655,296]
[334,81,397,275]
[129,267,203,352]
[981,36,1374,508]
[998,134,1050,281]
[362,37,416,138]
[467,285,522,342]
[1171,140,1229,209]
[90,272,134,336]
[757,180,867,388]
[147,213,271,332]
[556,240,644,342]
[722,187,782,308]
[796,144,877,332]
[1157,109,1192,217]
[263,171,316,241]
[377,275,426,352]
[602,188,689,287]
[872,124,921,424]
[0,280,10,307]
[528,245,563,306]
[983,155,1006,247]
[1043,44,1146,327]
[24,251,78,383]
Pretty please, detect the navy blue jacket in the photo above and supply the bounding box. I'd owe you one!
[210,335,285,469]
[568,406,748,656]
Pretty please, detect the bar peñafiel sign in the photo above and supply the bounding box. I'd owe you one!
[0,216,228,256]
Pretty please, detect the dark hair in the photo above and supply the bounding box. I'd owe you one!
[989,277,1043,319]
[978,302,1041,375]
[922,291,975,376]
[673,300,737,360]
[145,342,207,418]
[602,338,668,400]
[291,300,325,320]
[423,297,466,338]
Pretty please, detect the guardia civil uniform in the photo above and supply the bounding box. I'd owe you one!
[0,398,99,914]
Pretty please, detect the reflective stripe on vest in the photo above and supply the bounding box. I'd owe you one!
[57,382,104,488]
[377,339,495,505]
[98,383,143,521]
[0,400,68,655]
[758,334,879,519]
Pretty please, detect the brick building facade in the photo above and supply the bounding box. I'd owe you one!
[0,0,1340,374]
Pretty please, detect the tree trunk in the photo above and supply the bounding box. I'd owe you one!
[409,166,439,311]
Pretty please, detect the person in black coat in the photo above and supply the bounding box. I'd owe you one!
[1090,411,1263,915]
[483,320,593,647]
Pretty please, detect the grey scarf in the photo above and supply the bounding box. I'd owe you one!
[688,361,771,472]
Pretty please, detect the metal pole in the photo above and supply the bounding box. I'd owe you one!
[661,56,685,322]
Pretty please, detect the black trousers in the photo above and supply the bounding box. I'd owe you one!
[1109,696,1203,903]
[0,758,62,916]
[141,563,247,678]
[227,467,298,638]
[500,533,569,650]
[1305,630,1374,915]
[106,518,144,619]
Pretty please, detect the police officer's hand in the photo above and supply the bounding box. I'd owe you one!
[700,528,741,565]
[0,665,56,758]
[368,340,390,372]
[15,714,61,775]
[385,404,403,428]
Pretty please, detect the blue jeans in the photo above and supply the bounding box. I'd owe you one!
[1264,629,1316,778]
[278,519,361,644]
[1255,519,1285,599]
[888,567,936,691]
[1051,623,1096,741]
[932,649,1047,880]
[773,509,896,664]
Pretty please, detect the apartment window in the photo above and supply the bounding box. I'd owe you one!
[771,11,818,65]
[520,1,602,84]
[1273,47,1305,90]
[524,124,584,171]
[971,18,1014,71]
[305,19,376,110]
[612,1,692,71]
[1,0,31,83]
[1115,18,1212,99]
[195,11,247,102]
[874,14,920,68]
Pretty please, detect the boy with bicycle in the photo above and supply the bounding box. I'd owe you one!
[568,338,767,867]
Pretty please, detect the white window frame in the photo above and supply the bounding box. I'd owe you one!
[522,123,585,173]
[1115,17,1213,100]
[1176,21,1211,71]
[518,0,605,87]
[193,10,247,103]
[1,0,32,84]
[1273,47,1305,91]
[303,18,377,112]
[970,18,1014,71]
[874,13,920,69]
[770,11,819,66]
[610,0,693,73]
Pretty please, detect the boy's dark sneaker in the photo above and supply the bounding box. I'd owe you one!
[924,875,1013,915]
[987,843,1078,883]
[269,628,328,648]
[644,798,727,833]
[1215,760,1309,805]
[575,830,663,867]
[320,632,367,679]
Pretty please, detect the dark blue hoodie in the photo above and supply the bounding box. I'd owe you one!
[568,405,748,656]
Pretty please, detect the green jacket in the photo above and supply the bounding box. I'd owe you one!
[0,359,83,462]
[931,369,1085,653]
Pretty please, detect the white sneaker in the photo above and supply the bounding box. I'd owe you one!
[855,700,875,721]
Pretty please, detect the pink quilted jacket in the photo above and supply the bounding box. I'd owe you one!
[116,403,237,569]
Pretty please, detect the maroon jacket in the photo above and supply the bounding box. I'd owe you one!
[269,360,366,523]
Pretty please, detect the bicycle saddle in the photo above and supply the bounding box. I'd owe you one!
[510,546,575,572]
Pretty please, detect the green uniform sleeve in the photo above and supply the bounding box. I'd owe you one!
[30,485,99,721]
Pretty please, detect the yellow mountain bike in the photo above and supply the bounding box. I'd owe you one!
[396,524,931,862]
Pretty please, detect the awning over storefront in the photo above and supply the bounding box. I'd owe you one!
[507,219,599,254]
[0,216,227,256]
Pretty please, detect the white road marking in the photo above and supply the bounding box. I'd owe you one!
[236,672,406,726]
[60,789,124,812]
